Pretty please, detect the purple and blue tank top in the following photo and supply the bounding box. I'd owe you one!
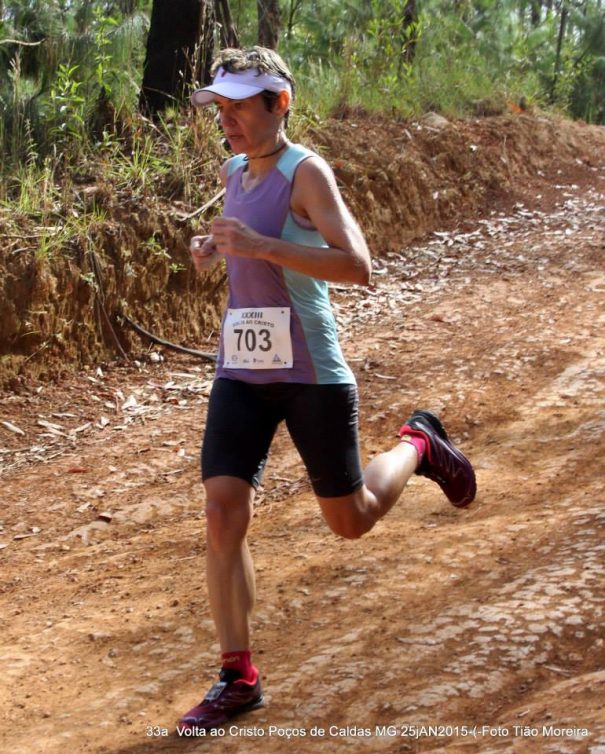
[215,143,355,386]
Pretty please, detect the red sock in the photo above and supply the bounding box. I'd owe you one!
[221,650,257,684]
[400,433,427,466]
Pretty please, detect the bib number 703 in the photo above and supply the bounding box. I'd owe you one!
[223,307,293,370]
[234,327,272,353]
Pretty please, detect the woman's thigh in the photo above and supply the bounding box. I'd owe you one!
[202,378,280,489]
[285,383,363,498]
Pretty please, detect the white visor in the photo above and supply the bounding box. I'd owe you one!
[191,67,292,108]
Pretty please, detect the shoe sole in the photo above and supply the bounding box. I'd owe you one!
[408,410,476,508]
[240,694,265,714]
[178,694,265,734]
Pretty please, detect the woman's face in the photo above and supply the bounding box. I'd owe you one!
[215,93,284,155]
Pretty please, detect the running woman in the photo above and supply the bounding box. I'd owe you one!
[179,46,476,733]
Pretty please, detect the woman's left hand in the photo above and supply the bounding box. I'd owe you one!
[211,217,265,258]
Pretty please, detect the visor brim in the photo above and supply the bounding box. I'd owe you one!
[191,83,265,107]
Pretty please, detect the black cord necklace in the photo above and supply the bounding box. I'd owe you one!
[243,141,288,162]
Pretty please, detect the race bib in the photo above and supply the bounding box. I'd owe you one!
[223,307,293,369]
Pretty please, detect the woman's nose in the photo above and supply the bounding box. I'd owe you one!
[219,110,235,127]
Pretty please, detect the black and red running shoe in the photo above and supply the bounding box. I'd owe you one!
[177,668,264,734]
[400,409,476,508]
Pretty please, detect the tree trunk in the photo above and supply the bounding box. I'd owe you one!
[139,0,215,117]
[257,0,281,49]
[215,0,240,48]
[401,0,418,66]
[397,0,418,76]
[530,0,541,27]
[286,0,304,38]
[550,2,568,102]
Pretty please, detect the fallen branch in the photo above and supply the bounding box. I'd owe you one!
[120,313,217,362]
[0,38,45,47]
[173,188,226,222]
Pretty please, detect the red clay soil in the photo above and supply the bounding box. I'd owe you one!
[0,115,604,754]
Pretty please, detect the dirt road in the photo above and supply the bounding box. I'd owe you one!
[1,162,604,754]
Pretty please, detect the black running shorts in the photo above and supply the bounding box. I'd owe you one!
[201,378,364,498]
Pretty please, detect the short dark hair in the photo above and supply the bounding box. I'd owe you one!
[211,46,295,127]
[210,46,295,97]
[260,89,279,111]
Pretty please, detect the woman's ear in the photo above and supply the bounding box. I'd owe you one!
[275,89,291,116]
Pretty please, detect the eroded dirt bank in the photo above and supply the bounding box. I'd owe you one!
[0,127,604,753]
[1,112,604,389]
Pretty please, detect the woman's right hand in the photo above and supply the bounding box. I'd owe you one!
[190,234,221,273]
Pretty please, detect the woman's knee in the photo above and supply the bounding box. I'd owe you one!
[318,492,374,540]
[204,476,254,550]
[327,517,367,539]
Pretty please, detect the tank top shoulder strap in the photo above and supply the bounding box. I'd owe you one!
[226,154,247,178]
[276,144,316,183]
